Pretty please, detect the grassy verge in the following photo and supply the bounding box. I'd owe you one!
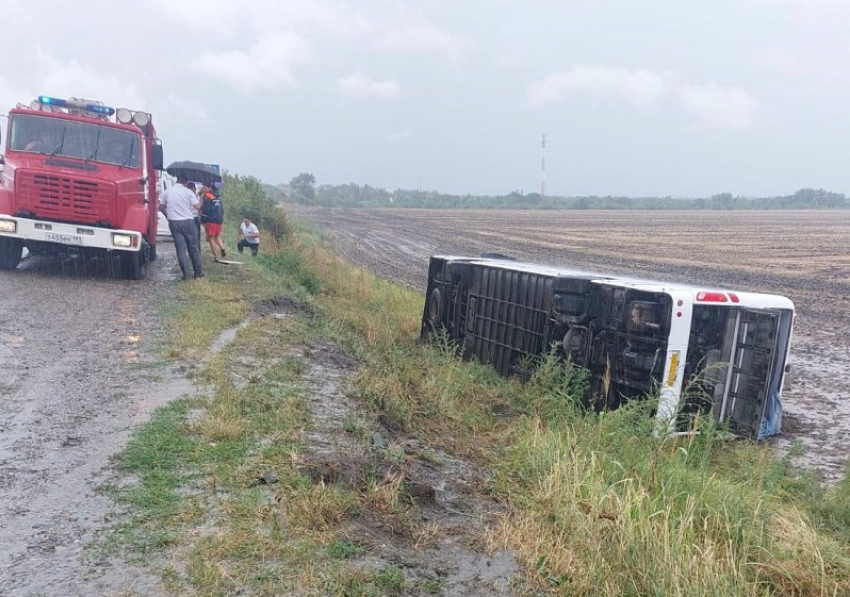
[106,215,850,597]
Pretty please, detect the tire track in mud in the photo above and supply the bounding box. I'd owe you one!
[290,206,850,484]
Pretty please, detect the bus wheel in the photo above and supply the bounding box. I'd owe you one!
[0,238,22,270]
[121,249,148,280]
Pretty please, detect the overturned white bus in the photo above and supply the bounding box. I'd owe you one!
[421,255,795,440]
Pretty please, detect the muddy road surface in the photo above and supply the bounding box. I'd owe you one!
[0,249,186,596]
[289,207,850,484]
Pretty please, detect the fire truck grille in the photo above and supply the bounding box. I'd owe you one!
[16,172,114,223]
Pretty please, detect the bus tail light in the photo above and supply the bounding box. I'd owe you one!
[696,291,728,302]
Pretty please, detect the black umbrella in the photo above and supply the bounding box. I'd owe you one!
[166,161,222,185]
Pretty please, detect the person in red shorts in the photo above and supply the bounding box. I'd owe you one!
[200,184,226,261]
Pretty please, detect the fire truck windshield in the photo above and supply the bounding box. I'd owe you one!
[7,114,141,168]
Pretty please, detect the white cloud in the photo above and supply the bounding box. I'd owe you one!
[374,20,471,64]
[528,65,758,130]
[36,49,147,109]
[196,33,313,92]
[339,72,399,99]
[149,0,467,85]
[164,94,210,120]
[255,1,372,38]
[526,66,667,108]
[678,83,757,130]
[149,0,245,35]
[150,0,372,38]
[0,0,29,22]
[754,48,810,78]
[0,50,212,132]
[755,47,848,88]
[0,75,31,114]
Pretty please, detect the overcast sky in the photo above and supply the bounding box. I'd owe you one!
[1,0,848,197]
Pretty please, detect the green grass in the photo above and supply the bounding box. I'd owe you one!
[105,214,850,597]
[327,539,365,560]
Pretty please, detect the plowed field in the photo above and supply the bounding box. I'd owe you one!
[290,207,850,483]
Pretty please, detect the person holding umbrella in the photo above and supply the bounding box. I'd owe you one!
[159,175,204,279]
[166,161,222,187]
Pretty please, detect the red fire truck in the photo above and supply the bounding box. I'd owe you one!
[0,95,164,279]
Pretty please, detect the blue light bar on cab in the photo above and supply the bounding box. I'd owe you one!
[37,95,115,116]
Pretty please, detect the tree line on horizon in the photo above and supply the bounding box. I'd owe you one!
[263,173,849,210]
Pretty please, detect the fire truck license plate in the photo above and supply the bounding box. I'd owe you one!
[45,233,83,246]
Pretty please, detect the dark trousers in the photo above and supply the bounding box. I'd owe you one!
[169,218,203,278]
[238,239,259,256]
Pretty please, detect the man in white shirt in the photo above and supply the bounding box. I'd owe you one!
[237,217,260,257]
[159,176,204,279]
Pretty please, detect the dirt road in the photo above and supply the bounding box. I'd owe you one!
[0,249,186,596]
[289,207,850,484]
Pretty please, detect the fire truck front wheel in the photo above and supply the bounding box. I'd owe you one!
[120,249,148,280]
[0,237,22,270]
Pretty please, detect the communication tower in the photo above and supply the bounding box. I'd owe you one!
[540,134,547,198]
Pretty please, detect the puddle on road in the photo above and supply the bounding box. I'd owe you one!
[210,318,255,355]
[131,372,199,424]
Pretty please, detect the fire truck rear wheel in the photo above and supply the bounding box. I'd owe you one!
[0,237,22,270]
[120,250,148,280]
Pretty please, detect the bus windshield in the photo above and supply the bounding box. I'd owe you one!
[8,114,141,168]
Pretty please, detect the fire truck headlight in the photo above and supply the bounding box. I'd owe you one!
[116,108,132,124]
[112,233,133,248]
[132,111,150,127]
[0,219,17,233]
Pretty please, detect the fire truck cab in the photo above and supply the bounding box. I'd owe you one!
[0,95,164,279]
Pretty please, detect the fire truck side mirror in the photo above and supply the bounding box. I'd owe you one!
[151,144,164,171]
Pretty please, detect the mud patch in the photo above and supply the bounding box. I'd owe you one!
[254,295,315,318]
[296,339,522,596]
